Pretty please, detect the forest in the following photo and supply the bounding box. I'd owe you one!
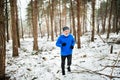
[0,0,120,80]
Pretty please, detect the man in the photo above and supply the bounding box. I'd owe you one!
[56,26,75,75]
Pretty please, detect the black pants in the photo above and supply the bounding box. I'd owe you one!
[61,54,72,72]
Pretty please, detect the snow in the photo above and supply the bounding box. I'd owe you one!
[6,33,120,80]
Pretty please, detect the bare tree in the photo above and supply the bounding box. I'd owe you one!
[50,0,54,41]
[116,0,120,34]
[45,14,50,39]
[76,0,81,48]
[31,0,39,50]
[102,0,108,34]
[107,0,113,39]
[62,0,67,26]
[0,0,6,79]
[82,0,87,34]
[10,0,19,56]
[70,0,76,40]
[15,0,20,47]
[59,0,62,35]
[112,0,119,33]
[5,0,10,42]
[91,0,95,42]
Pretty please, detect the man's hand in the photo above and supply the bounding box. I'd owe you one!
[70,45,74,49]
[62,43,66,46]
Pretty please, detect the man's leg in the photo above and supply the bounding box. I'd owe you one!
[67,54,72,72]
[61,56,66,75]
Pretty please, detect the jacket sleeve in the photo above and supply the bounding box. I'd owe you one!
[71,36,75,46]
[56,36,62,47]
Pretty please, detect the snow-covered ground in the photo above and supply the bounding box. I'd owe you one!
[6,33,120,80]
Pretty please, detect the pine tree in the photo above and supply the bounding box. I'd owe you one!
[0,0,6,79]
[10,0,19,56]
[31,0,39,51]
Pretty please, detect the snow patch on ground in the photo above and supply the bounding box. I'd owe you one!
[6,33,120,80]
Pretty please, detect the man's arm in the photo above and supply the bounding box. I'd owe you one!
[56,37,62,47]
[72,36,75,46]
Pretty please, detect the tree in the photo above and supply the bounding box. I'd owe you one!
[50,0,54,41]
[31,0,39,50]
[82,0,88,34]
[102,0,108,34]
[76,0,81,48]
[97,1,108,34]
[107,0,113,39]
[59,0,62,35]
[116,0,120,34]
[91,0,95,42]
[40,0,50,39]
[10,0,19,57]
[54,0,59,37]
[70,0,76,40]
[26,2,32,38]
[112,0,120,34]
[5,0,10,42]
[15,0,20,48]
[45,7,50,39]
[62,0,67,26]
[0,0,6,79]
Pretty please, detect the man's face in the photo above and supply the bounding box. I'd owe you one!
[63,30,70,36]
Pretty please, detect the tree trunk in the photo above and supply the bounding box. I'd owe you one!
[20,10,24,39]
[112,0,117,33]
[54,21,58,37]
[38,4,44,38]
[45,15,50,40]
[39,23,42,38]
[31,0,38,51]
[10,0,19,57]
[76,0,81,48]
[50,0,54,41]
[97,19,100,34]
[15,0,20,48]
[70,0,76,41]
[116,0,120,34]
[0,0,6,79]
[107,0,113,39]
[102,0,108,34]
[82,1,85,34]
[59,0,62,35]
[63,1,67,26]
[18,2,24,39]
[5,0,10,42]
[91,0,95,42]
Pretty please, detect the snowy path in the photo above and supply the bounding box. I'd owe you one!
[6,34,120,80]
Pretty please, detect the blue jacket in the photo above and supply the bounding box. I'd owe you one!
[56,34,75,56]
